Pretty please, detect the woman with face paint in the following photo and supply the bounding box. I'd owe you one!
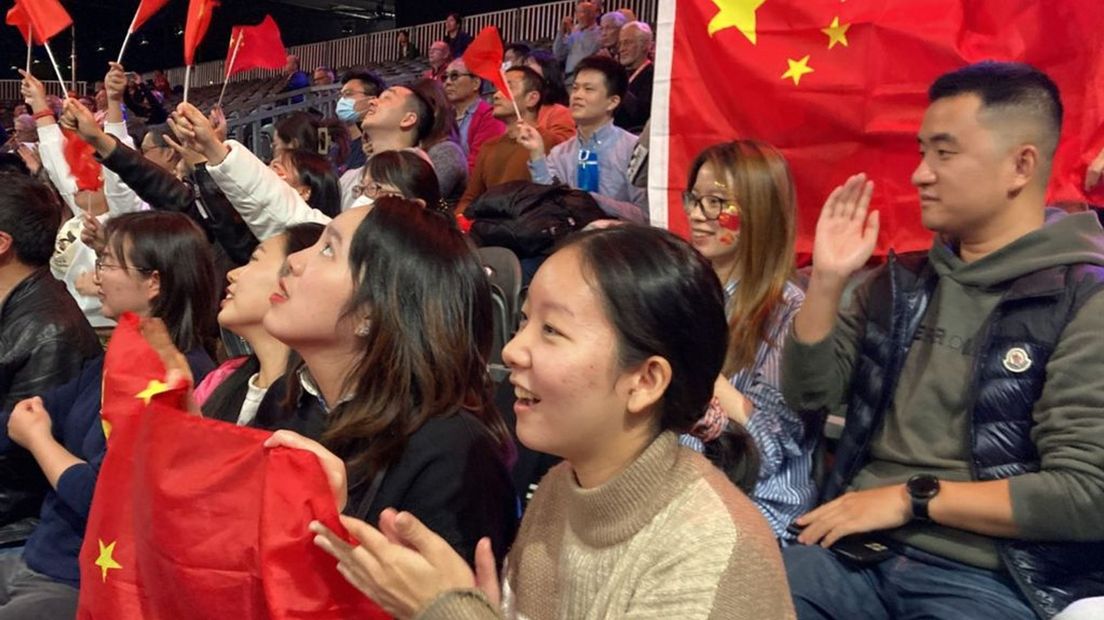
[682,140,816,543]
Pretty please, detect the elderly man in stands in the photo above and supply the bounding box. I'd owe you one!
[443,58,505,172]
[613,21,654,134]
[311,66,335,86]
[456,66,565,214]
[597,11,628,61]
[554,1,601,82]
[517,55,646,223]
[422,41,451,82]
[282,55,311,94]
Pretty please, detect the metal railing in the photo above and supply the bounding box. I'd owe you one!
[156,0,658,88]
[0,80,89,101]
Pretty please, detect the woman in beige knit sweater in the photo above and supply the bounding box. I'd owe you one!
[310,226,796,619]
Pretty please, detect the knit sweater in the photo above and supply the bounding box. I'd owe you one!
[417,432,795,620]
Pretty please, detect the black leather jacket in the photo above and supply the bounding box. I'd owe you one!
[98,138,258,265]
[0,268,100,543]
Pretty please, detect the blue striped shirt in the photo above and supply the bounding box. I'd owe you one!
[683,279,818,543]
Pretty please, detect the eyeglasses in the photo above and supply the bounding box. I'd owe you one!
[681,191,736,220]
[359,182,403,200]
[95,256,153,275]
[340,89,368,98]
[441,72,475,82]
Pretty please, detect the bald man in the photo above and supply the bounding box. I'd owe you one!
[554,1,601,80]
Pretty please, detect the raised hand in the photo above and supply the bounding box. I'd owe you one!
[172,102,229,165]
[104,62,127,103]
[209,105,228,143]
[18,69,48,113]
[812,173,878,282]
[515,121,545,159]
[80,212,106,254]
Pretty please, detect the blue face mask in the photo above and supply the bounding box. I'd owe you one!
[335,97,360,123]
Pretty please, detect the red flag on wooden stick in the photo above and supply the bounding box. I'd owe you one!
[5,3,38,45]
[463,26,511,100]
[130,0,170,33]
[16,0,71,43]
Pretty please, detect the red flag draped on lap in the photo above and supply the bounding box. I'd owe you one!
[226,15,288,77]
[651,0,1104,255]
[6,3,38,45]
[184,0,219,65]
[463,26,511,99]
[130,0,171,33]
[77,314,391,620]
[16,0,71,43]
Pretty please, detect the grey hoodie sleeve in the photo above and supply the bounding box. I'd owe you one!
[1009,291,1104,541]
[780,273,872,412]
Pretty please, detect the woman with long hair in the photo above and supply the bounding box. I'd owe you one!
[307,225,793,619]
[409,78,468,210]
[0,211,218,617]
[195,222,325,425]
[270,148,342,218]
[682,140,815,542]
[261,198,516,565]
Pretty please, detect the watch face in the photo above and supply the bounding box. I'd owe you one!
[909,475,940,499]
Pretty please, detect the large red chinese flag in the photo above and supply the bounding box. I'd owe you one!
[6,3,38,45]
[227,15,288,78]
[651,0,1104,256]
[17,0,71,43]
[463,26,511,100]
[129,0,171,33]
[184,0,218,65]
[78,314,391,619]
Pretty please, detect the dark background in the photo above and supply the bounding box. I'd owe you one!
[2,0,538,82]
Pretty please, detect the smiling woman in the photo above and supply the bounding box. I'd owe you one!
[308,225,795,620]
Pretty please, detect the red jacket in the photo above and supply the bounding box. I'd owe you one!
[463,100,506,173]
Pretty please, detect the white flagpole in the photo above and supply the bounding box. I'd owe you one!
[183,65,192,104]
[216,33,243,110]
[25,40,32,74]
[117,12,139,63]
[42,40,69,98]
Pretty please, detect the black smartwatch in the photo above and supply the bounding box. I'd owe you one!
[906,474,940,521]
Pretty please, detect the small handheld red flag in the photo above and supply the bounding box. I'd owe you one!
[18,0,71,43]
[62,129,104,193]
[130,0,171,33]
[226,15,288,77]
[184,0,219,66]
[463,26,511,100]
[6,3,38,45]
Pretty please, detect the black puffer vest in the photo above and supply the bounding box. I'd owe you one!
[824,251,1104,619]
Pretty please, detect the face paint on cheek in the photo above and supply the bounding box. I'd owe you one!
[718,231,737,246]
[717,205,741,234]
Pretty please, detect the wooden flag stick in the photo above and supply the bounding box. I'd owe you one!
[216,34,243,110]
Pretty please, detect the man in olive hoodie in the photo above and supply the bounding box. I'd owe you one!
[780,62,1104,619]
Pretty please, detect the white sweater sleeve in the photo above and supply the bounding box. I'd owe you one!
[102,122,148,215]
[205,139,331,239]
[36,124,81,218]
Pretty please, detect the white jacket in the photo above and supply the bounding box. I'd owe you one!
[205,140,331,240]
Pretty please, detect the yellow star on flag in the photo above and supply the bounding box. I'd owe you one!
[135,379,171,405]
[708,0,767,44]
[822,16,850,49]
[782,55,814,85]
[101,418,112,440]
[95,539,123,582]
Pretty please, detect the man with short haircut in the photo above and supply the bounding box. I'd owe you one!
[311,66,335,86]
[336,69,388,172]
[503,43,531,69]
[443,12,473,58]
[422,41,451,82]
[554,1,601,80]
[282,54,310,92]
[518,55,646,223]
[397,30,420,60]
[598,11,628,61]
[781,61,1104,619]
[457,66,565,214]
[614,21,654,134]
[0,171,100,555]
[443,58,506,171]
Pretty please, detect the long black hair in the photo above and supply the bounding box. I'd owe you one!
[557,225,760,489]
[364,149,442,211]
[525,50,568,107]
[201,222,325,422]
[104,211,218,356]
[285,149,342,218]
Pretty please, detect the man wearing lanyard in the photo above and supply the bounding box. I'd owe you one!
[614,21,654,135]
[517,56,647,224]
